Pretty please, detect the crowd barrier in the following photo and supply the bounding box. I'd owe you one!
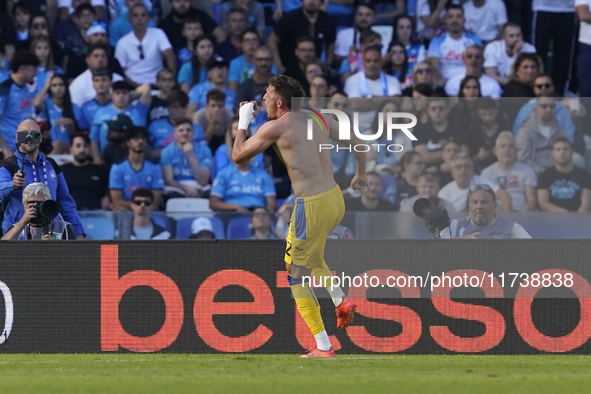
[0,240,589,354]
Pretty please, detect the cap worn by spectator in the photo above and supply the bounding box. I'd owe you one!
[87,23,107,37]
[191,217,215,238]
[208,56,229,70]
[106,114,133,131]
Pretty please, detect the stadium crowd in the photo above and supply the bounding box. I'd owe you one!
[1,0,591,239]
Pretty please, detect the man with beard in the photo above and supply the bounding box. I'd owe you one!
[158,0,225,52]
[0,50,39,157]
[0,119,85,238]
[440,184,531,239]
[61,133,109,210]
[236,47,275,107]
[109,127,164,210]
[345,171,395,211]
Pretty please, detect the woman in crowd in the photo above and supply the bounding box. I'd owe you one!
[178,35,216,93]
[212,117,265,180]
[30,35,63,95]
[449,76,481,129]
[402,61,445,96]
[33,73,80,154]
[384,42,412,90]
[503,53,542,98]
[391,15,426,73]
[27,14,64,67]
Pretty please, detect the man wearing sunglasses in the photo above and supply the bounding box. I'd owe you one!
[0,119,85,238]
[115,188,171,239]
[512,74,575,144]
[444,45,502,97]
[439,183,531,239]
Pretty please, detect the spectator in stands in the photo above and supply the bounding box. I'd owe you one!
[577,1,591,98]
[59,0,105,21]
[213,117,264,179]
[63,4,97,80]
[158,0,225,52]
[438,152,512,212]
[345,171,396,211]
[461,98,510,170]
[12,2,31,47]
[338,29,382,86]
[512,74,576,144]
[30,35,63,96]
[283,36,317,94]
[235,46,274,108]
[334,1,384,66]
[99,114,134,168]
[484,22,537,87]
[444,45,502,97]
[229,30,277,91]
[267,0,336,74]
[249,207,279,239]
[123,188,171,239]
[384,42,413,89]
[149,90,205,159]
[188,58,235,113]
[440,184,531,239]
[403,61,446,97]
[161,118,212,197]
[33,74,80,154]
[177,17,204,65]
[177,35,215,93]
[115,4,176,87]
[219,0,265,39]
[309,75,330,99]
[463,0,508,43]
[428,5,482,80]
[399,172,454,212]
[148,68,175,124]
[481,131,537,212]
[188,217,216,239]
[394,151,425,207]
[538,138,591,212]
[502,53,542,98]
[0,50,39,156]
[109,0,157,47]
[516,93,569,176]
[215,9,247,62]
[1,182,76,241]
[416,0,448,35]
[109,127,164,210]
[25,15,65,68]
[532,0,576,95]
[413,96,460,167]
[210,157,276,212]
[392,15,426,73]
[91,81,151,160]
[61,133,109,210]
[69,44,124,107]
[193,89,234,153]
[0,119,85,237]
[79,68,113,131]
[438,140,460,187]
[448,76,480,130]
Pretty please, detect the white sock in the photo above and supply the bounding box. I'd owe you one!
[314,330,332,351]
[326,285,346,307]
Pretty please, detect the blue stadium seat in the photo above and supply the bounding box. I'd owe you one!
[176,217,225,239]
[151,215,170,232]
[80,217,115,240]
[213,3,221,24]
[227,216,253,239]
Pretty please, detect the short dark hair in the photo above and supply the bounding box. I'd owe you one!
[502,21,522,34]
[131,187,154,201]
[228,8,246,18]
[206,89,226,103]
[399,151,422,173]
[363,44,383,56]
[74,3,95,17]
[10,50,40,73]
[112,81,131,92]
[92,68,112,80]
[124,127,149,142]
[86,44,108,58]
[534,73,553,83]
[366,171,383,180]
[241,28,260,42]
[552,137,573,150]
[157,68,174,80]
[475,97,498,111]
[355,0,375,12]
[445,3,464,13]
[173,117,193,128]
[268,75,305,110]
[296,36,316,48]
[360,29,381,46]
[12,1,30,16]
[166,90,189,107]
[70,132,91,146]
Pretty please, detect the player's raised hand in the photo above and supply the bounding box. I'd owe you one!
[350,174,368,193]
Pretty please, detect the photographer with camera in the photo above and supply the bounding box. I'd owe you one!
[0,120,84,238]
[2,183,75,240]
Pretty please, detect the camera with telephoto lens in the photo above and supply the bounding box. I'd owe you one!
[29,200,60,226]
[413,198,451,239]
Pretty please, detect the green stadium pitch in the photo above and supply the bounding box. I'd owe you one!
[0,354,590,393]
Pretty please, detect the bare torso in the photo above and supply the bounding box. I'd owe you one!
[270,111,337,198]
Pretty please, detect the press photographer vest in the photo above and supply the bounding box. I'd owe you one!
[455,215,516,239]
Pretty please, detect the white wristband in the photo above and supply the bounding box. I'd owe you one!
[238,102,255,130]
